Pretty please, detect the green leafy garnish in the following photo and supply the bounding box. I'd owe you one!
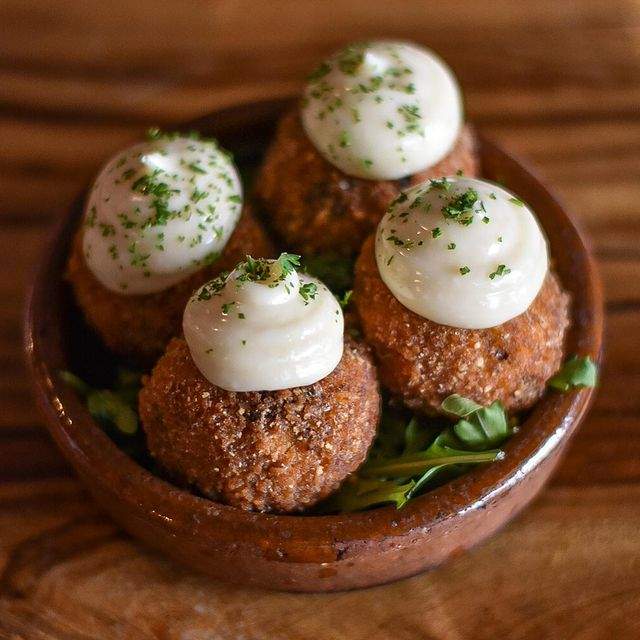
[299,281,318,303]
[547,356,598,391]
[336,43,366,75]
[87,391,138,435]
[303,253,355,293]
[276,252,301,277]
[442,394,511,450]
[196,271,229,300]
[338,289,353,309]
[441,188,478,224]
[322,478,416,512]
[307,61,332,82]
[324,395,512,513]
[59,369,141,435]
[441,394,481,417]
[489,264,511,280]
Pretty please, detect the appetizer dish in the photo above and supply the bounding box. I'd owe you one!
[255,41,479,256]
[140,255,380,512]
[26,40,602,591]
[356,176,569,414]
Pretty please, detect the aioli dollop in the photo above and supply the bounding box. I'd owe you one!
[375,177,548,328]
[301,41,462,180]
[83,134,242,295]
[183,255,344,392]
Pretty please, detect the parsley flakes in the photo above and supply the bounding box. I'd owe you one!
[489,264,511,280]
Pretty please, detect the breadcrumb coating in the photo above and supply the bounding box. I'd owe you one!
[138,336,381,513]
[354,235,570,414]
[67,207,274,363]
[255,108,479,256]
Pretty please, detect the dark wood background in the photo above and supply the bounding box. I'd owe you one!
[1,1,639,638]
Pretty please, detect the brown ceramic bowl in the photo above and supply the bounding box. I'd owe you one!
[24,98,603,592]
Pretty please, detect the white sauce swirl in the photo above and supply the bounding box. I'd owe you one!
[183,257,344,392]
[301,41,462,180]
[375,177,548,328]
[83,135,242,295]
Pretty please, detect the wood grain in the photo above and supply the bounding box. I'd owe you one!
[1,0,639,637]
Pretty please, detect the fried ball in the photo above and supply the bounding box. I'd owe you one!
[354,235,570,414]
[254,108,479,256]
[139,336,380,513]
[67,207,274,363]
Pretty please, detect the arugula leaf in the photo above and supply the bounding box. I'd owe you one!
[403,416,431,454]
[442,394,511,450]
[303,253,355,293]
[548,356,598,391]
[321,478,415,513]
[325,395,511,513]
[59,369,141,436]
[338,289,353,309]
[361,449,502,479]
[441,394,482,417]
[87,390,138,435]
[368,404,411,460]
[58,370,91,396]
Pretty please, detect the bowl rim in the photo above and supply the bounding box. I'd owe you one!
[24,97,604,555]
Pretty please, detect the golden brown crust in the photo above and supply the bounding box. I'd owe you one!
[354,235,570,414]
[254,108,480,256]
[138,336,380,513]
[66,207,275,363]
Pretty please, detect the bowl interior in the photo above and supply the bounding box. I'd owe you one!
[25,98,603,549]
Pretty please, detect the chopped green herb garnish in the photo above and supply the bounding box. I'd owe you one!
[197,271,229,300]
[191,188,208,203]
[187,162,206,174]
[429,178,452,191]
[299,281,318,303]
[442,188,478,224]
[337,43,366,75]
[307,61,332,81]
[386,235,413,248]
[489,264,511,279]
[276,252,301,277]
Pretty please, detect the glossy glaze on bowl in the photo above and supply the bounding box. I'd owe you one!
[24,98,603,592]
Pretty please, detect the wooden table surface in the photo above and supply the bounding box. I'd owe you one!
[2,1,639,638]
